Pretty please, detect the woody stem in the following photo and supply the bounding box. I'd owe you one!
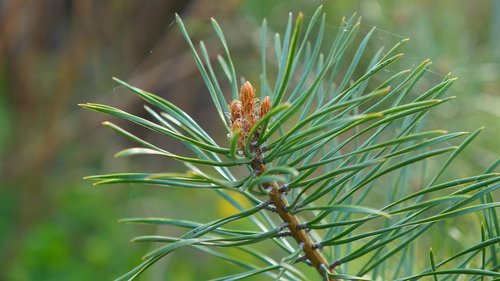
[250,156,336,281]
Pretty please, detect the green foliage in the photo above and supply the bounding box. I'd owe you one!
[82,6,499,281]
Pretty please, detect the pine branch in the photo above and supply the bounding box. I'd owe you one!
[82,7,499,280]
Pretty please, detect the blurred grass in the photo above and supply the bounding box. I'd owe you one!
[0,0,498,280]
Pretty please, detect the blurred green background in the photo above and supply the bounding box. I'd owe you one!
[0,0,498,280]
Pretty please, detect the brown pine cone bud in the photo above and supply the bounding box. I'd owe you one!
[260,96,271,118]
[230,100,242,124]
[229,81,271,153]
[240,81,256,124]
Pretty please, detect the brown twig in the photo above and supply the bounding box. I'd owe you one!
[251,159,336,281]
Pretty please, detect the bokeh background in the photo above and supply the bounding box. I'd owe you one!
[1,0,498,280]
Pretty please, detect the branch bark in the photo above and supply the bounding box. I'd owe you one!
[251,159,336,281]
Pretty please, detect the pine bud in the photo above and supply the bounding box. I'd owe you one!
[240,81,256,124]
[229,81,271,153]
[230,100,242,124]
[260,96,271,118]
